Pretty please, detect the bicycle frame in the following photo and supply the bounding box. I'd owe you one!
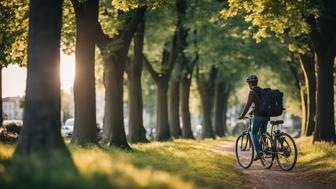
[242,117,278,155]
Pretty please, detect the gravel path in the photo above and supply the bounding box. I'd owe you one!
[214,141,332,189]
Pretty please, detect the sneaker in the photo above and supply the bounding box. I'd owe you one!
[254,152,263,161]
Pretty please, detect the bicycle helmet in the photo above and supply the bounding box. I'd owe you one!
[246,75,258,83]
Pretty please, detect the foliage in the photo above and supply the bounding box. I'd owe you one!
[61,0,76,55]
[184,0,300,116]
[221,0,319,53]
[0,0,28,67]
[111,0,167,11]
[0,139,245,189]
[143,4,176,71]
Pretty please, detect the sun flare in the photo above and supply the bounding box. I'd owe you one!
[60,53,76,93]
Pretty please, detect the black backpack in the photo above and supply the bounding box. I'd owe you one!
[254,88,284,117]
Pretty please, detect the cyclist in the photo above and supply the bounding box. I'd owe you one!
[238,75,269,161]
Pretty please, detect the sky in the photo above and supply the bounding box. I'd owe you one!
[2,53,76,97]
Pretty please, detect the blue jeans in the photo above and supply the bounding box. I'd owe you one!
[251,116,268,154]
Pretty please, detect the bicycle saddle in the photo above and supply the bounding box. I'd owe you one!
[270,120,284,125]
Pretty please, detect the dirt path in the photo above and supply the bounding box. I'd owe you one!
[214,141,328,189]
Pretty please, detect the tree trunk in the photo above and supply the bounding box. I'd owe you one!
[308,0,336,142]
[168,78,182,138]
[96,9,145,148]
[288,56,308,137]
[199,88,215,139]
[156,80,171,141]
[299,54,316,136]
[71,0,98,145]
[196,66,217,139]
[127,19,148,143]
[222,89,230,136]
[165,0,187,139]
[180,74,194,139]
[314,53,335,141]
[0,65,3,126]
[14,0,72,160]
[103,55,130,148]
[299,84,308,134]
[213,81,225,137]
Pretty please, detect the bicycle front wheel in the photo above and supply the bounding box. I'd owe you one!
[276,132,297,171]
[235,133,254,169]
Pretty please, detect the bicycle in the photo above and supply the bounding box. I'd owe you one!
[235,116,298,171]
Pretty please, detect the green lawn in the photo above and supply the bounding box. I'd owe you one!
[0,139,246,189]
[296,137,336,181]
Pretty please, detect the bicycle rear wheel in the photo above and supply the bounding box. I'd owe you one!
[276,133,297,171]
[260,132,275,169]
[235,133,254,169]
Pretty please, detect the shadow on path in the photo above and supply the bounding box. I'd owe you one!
[214,141,334,189]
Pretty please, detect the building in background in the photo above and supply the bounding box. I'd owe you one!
[3,97,24,120]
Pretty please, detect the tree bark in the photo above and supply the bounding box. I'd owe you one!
[179,30,198,140]
[299,84,308,134]
[14,0,72,160]
[156,80,171,141]
[315,53,335,141]
[288,55,309,137]
[127,17,148,143]
[180,72,194,139]
[213,81,225,137]
[168,72,182,138]
[299,54,316,136]
[213,81,230,137]
[199,89,215,138]
[308,0,336,142]
[0,65,3,126]
[104,55,130,148]
[166,0,188,139]
[96,8,145,148]
[71,0,98,145]
[143,32,179,141]
[196,66,217,139]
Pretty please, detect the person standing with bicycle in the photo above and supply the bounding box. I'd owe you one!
[238,75,269,161]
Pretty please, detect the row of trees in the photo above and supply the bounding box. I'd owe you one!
[222,0,336,142]
[1,0,333,164]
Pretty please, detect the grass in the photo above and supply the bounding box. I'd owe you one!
[0,139,245,189]
[296,137,336,182]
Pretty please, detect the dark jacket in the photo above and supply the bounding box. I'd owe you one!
[240,87,263,117]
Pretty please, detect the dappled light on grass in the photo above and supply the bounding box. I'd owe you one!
[0,144,14,159]
[71,146,195,189]
[0,139,244,189]
[296,137,336,180]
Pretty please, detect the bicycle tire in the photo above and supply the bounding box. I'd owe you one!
[260,132,275,169]
[276,132,297,171]
[235,133,254,169]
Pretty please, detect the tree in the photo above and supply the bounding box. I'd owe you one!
[213,74,231,137]
[143,34,179,141]
[287,54,309,135]
[222,0,336,141]
[299,52,316,136]
[14,0,72,160]
[0,1,28,125]
[167,0,188,138]
[126,12,149,143]
[180,42,198,139]
[70,0,99,145]
[196,65,217,139]
[308,1,336,141]
[96,7,145,148]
